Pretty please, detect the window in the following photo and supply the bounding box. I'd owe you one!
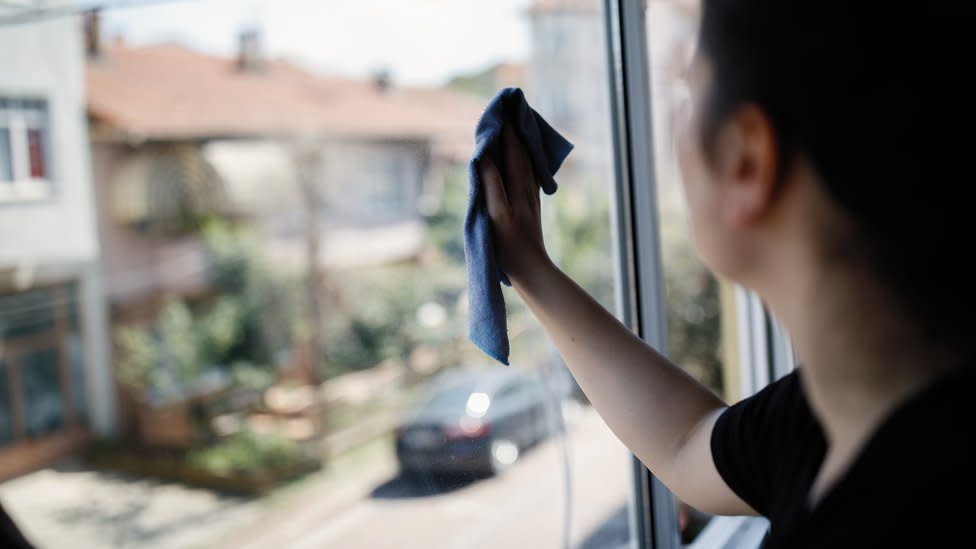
[493,381,521,404]
[0,97,51,201]
[1,3,639,548]
[19,348,64,437]
[68,333,87,423]
[0,283,86,448]
[321,142,416,220]
[0,287,55,340]
[0,127,13,181]
[26,127,46,179]
[0,2,789,548]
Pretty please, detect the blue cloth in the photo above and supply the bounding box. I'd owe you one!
[464,87,574,365]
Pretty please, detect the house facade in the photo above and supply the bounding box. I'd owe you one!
[83,29,482,432]
[0,10,115,480]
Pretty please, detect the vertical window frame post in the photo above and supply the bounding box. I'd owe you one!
[603,1,682,548]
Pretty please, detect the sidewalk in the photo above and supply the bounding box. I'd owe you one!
[0,460,262,549]
[0,433,397,549]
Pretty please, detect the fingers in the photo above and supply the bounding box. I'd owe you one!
[479,159,512,222]
[502,125,539,212]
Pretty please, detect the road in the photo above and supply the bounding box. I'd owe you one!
[221,406,635,549]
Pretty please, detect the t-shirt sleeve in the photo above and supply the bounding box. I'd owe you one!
[0,503,34,549]
[710,371,812,517]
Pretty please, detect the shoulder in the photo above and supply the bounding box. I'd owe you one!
[710,370,826,517]
[717,370,815,436]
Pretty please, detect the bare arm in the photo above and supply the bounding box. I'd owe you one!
[480,128,756,516]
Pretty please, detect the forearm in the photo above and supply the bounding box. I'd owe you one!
[512,258,726,482]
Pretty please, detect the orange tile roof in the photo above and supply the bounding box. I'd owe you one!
[87,43,485,148]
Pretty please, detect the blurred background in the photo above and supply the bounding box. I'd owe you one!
[0,1,730,547]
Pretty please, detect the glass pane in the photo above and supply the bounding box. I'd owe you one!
[66,282,81,330]
[0,126,12,181]
[0,288,56,340]
[0,359,13,445]
[0,2,634,548]
[19,348,65,437]
[68,333,87,424]
[20,99,46,114]
[27,127,46,179]
[321,142,414,220]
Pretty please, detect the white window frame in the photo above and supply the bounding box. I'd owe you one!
[603,1,790,547]
[0,96,52,203]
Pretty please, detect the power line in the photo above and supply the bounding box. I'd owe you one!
[0,0,194,27]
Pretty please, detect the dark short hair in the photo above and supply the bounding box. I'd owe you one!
[698,1,973,348]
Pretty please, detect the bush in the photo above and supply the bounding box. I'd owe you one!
[187,429,304,477]
[115,221,297,402]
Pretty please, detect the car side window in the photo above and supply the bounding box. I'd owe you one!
[494,383,520,404]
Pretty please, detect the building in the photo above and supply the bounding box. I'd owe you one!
[526,0,698,195]
[86,31,482,307]
[526,0,613,183]
[83,25,484,430]
[0,9,115,480]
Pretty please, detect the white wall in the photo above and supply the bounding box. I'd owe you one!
[0,14,116,434]
[0,16,99,264]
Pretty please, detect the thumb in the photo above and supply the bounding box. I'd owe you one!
[480,159,512,222]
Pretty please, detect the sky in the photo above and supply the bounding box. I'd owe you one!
[100,0,533,86]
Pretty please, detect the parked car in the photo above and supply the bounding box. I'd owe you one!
[395,367,551,476]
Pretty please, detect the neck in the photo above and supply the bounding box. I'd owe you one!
[762,248,958,499]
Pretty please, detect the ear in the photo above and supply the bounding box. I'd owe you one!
[713,104,781,227]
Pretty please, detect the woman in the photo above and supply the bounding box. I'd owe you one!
[479,2,972,547]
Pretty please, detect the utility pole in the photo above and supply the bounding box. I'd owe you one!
[294,142,324,387]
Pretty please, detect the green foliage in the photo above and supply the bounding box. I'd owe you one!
[115,221,295,401]
[546,185,616,310]
[114,325,157,396]
[187,429,304,476]
[660,207,724,395]
[424,172,621,365]
[311,171,475,377]
[202,221,300,366]
[115,297,245,400]
[446,66,501,98]
[204,220,256,295]
[426,167,468,264]
[230,361,276,390]
[322,262,466,377]
[156,300,205,394]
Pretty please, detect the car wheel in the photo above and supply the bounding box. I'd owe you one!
[489,438,520,475]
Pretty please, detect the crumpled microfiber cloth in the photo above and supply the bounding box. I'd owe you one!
[464,87,574,365]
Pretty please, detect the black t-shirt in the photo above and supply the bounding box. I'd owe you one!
[0,503,32,548]
[711,365,975,548]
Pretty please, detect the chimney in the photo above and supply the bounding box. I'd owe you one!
[237,28,264,72]
[83,9,101,58]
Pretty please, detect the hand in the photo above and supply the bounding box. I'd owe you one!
[479,125,551,284]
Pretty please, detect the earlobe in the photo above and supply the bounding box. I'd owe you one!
[723,190,759,226]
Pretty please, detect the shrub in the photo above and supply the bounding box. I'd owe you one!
[187,429,304,477]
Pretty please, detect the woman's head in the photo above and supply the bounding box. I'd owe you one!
[675,1,973,348]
